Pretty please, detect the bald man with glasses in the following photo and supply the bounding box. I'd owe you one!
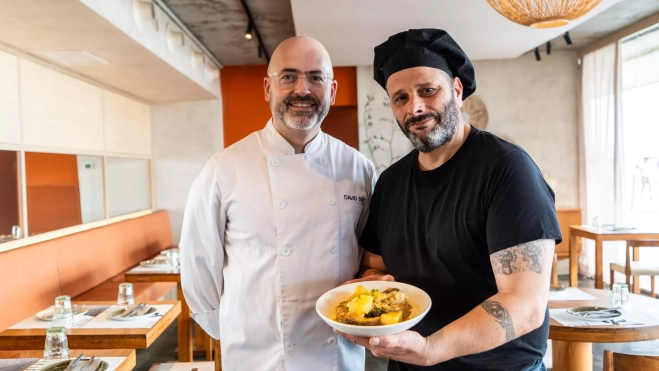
[180,36,376,371]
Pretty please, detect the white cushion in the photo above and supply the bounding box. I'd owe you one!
[610,261,659,276]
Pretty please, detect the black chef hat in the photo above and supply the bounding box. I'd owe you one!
[373,29,476,100]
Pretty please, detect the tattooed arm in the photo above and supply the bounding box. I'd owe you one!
[422,239,554,363]
[336,239,554,366]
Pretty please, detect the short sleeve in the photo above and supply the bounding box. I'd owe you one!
[358,179,383,256]
[485,150,562,255]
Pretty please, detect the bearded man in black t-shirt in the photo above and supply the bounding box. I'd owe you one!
[334,29,562,371]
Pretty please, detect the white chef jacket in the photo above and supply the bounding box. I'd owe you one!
[180,120,377,371]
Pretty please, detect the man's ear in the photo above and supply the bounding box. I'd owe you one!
[453,77,464,109]
[264,77,271,102]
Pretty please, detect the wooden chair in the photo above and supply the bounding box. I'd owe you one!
[550,253,559,288]
[609,239,659,297]
[603,350,659,370]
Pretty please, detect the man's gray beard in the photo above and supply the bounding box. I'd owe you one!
[399,96,461,153]
[271,92,330,131]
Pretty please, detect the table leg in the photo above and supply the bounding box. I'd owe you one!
[633,247,641,294]
[595,239,603,289]
[569,234,578,287]
[552,340,592,371]
[177,283,193,362]
[214,339,222,371]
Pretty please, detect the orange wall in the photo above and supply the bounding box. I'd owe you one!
[25,152,79,187]
[25,152,81,234]
[221,65,359,148]
[0,150,19,234]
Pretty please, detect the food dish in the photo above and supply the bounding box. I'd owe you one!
[335,285,411,326]
[316,281,431,337]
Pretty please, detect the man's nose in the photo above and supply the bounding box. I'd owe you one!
[292,76,311,95]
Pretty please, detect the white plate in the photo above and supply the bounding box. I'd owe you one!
[35,305,89,321]
[566,306,623,322]
[160,248,180,255]
[139,260,172,269]
[106,306,158,321]
[316,281,431,337]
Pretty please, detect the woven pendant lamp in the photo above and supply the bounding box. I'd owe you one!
[487,0,602,28]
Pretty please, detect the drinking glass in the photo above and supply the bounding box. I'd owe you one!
[11,225,21,239]
[117,283,135,306]
[44,326,69,362]
[610,283,631,313]
[166,249,180,267]
[53,295,73,320]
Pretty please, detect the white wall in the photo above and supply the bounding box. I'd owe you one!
[472,51,579,208]
[151,99,224,244]
[356,50,580,208]
[0,48,151,156]
[77,155,105,223]
[106,157,151,217]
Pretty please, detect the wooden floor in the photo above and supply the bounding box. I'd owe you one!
[134,275,659,371]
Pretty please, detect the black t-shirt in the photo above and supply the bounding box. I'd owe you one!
[359,127,562,371]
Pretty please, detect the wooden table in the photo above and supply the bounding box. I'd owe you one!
[124,263,210,362]
[0,349,136,371]
[568,226,659,289]
[549,288,659,371]
[0,301,180,351]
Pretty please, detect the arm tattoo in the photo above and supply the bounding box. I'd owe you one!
[480,300,516,342]
[490,240,545,275]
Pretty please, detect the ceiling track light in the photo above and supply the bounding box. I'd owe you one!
[240,0,269,61]
[245,21,253,40]
[546,41,552,55]
[534,47,541,61]
[564,32,573,46]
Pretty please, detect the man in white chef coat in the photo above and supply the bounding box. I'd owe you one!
[180,36,376,370]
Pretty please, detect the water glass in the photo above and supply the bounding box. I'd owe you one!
[117,283,135,306]
[11,225,21,239]
[166,249,180,267]
[53,295,73,320]
[44,326,69,362]
[610,283,631,313]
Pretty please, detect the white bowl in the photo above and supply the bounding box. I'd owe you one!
[316,281,432,337]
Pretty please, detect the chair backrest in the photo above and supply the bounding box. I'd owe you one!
[603,350,659,371]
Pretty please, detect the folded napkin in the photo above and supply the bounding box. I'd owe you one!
[548,288,597,301]
[0,358,39,371]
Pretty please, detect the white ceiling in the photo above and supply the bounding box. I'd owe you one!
[291,0,622,66]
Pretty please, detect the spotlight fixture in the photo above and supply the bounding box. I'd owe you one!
[245,21,253,40]
[546,41,552,55]
[564,32,573,46]
[534,47,541,61]
[240,0,270,61]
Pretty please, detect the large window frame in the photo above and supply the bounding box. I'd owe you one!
[0,145,153,253]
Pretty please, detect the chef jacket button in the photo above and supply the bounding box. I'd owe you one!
[327,337,336,345]
[277,200,286,209]
[329,244,337,253]
[282,247,291,256]
[319,157,328,165]
[285,342,294,350]
[271,159,280,167]
[328,197,336,205]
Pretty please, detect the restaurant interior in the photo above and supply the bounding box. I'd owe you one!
[1,0,659,370]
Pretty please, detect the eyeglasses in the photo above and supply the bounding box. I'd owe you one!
[268,71,333,90]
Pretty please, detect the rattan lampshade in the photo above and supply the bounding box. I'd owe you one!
[487,0,602,28]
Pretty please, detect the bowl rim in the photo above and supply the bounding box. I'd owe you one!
[315,281,432,329]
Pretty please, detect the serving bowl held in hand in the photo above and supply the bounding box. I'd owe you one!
[316,281,431,337]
